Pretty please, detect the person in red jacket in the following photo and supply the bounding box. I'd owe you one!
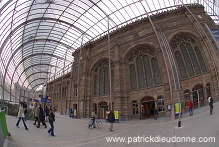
[189,100,193,116]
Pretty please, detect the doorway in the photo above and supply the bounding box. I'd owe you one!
[192,84,204,109]
[141,96,155,119]
[98,101,108,119]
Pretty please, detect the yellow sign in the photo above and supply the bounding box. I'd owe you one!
[175,103,182,114]
[74,109,77,116]
[114,111,119,120]
[105,111,110,119]
[48,97,52,99]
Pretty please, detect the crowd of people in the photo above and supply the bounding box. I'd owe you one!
[15,96,214,136]
[16,102,56,136]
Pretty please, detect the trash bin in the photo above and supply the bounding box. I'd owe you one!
[0,112,10,147]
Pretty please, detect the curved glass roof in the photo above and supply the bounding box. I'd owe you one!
[0,0,218,100]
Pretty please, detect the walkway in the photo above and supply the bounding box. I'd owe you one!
[3,102,219,147]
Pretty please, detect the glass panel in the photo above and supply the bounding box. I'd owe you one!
[143,55,153,87]
[129,64,137,90]
[194,46,207,73]
[180,45,194,77]
[136,57,145,89]
[151,58,162,85]
[175,51,187,79]
[186,43,201,75]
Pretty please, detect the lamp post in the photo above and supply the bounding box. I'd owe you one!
[88,0,115,112]
[76,35,84,119]
[141,0,182,126]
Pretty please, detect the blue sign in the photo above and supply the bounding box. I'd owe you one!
[46,99,51,103]
[42,95,48,99]
[41,98,46,102]
[211,29,219,42]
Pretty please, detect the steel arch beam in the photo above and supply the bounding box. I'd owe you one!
[0,17,91,54]
[3,52,67,100]
[31,83,48,91]
[26,78,48,90]
[9,64,57,101]
[21,72,51,88]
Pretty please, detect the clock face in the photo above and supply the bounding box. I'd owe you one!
[198,15,202,19]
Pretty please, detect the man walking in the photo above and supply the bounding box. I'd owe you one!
[32,103,40,126]
[189,100,193,116]
[108,110,115,132]
[209,97,213,115]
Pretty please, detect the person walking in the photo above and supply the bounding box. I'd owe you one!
[44,105,50,121]
[38,104,47,128]
[91,110,97,127]
[189,100,193,116]
[23,101,28,121]
[154,108,158,120]
[48,108,55,136]
[209,97,213,115]
[108,110,115,132]
[16,102,29,130]
[32,103,40,127]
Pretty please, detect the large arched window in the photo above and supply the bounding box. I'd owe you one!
[171,33,207,80]
[128,46,162,90]
[93,60,114,96]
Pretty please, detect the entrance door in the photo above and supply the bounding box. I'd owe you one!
[142,101,155,119]
[98,101,108,119]
[192,84,204,109]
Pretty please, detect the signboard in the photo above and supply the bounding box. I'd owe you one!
[175,103,182,116]
[41,96,51,103]
[42,95,48,99]
[41,98,46,102]
[46,99,51,103]
[74,109,77,116]
[211,29,219,42]
[114,111,119,120]
[105,111,119,121]
[105,111,110,120]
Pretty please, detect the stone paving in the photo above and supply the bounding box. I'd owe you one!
[3,102,219,147]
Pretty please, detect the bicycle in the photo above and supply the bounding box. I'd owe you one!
[87,118,103,130]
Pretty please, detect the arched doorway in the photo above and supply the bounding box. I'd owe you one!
[98,101,108,119]
[141,96,155,119]
[206,83,211,98]
[73,103,77,110]
[192,84,204,109]
[93,103,97,114]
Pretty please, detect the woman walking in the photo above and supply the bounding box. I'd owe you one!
[16,102,29,130]
[48,108,55,136]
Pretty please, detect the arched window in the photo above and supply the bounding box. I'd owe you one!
[157,96,165,112]
[132,100,138,114]
[206,83,211,98]
[128,46,162,90]
[184,89,190,107]
[93,60,113,96]
[171,33,207,79]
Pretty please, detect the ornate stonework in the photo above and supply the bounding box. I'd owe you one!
[47,5,219,120]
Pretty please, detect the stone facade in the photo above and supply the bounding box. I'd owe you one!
[46,5,219,120]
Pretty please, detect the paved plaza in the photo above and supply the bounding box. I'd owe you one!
[3,102,219,147]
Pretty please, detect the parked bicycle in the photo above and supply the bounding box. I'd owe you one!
[87,118,103,130]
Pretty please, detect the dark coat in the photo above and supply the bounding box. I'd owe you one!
[45,107,50,116]
[39,107,45,121]
[108,111,115,123]
[49,112,55,122]
[209,98,213,106]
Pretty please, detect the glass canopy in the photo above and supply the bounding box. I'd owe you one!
[0,0,218,101]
